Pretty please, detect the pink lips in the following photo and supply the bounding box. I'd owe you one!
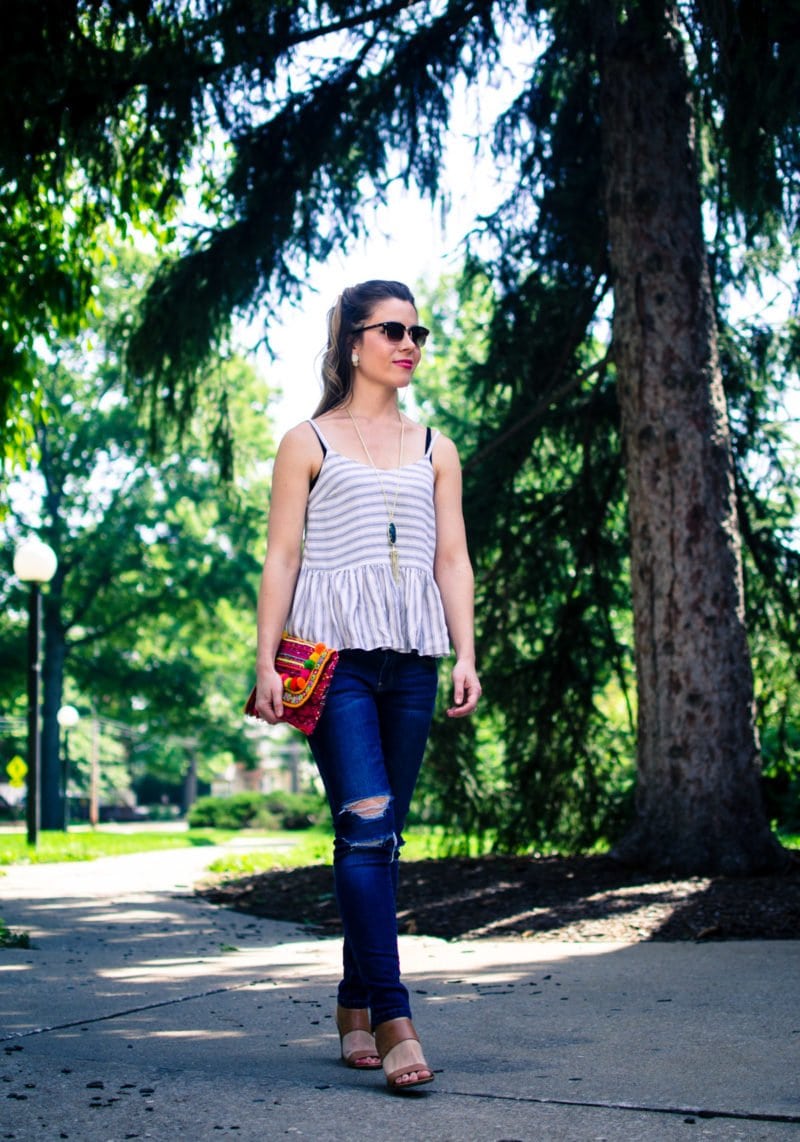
[394,359,414,370]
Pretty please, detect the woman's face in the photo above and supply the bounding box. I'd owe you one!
[351,297,422,392]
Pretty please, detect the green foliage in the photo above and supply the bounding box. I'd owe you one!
[0,918,30,948]
[0,241,276,813]
[204,825,457,877]
[0,0,504,460]
[691,0,800,235]
[187,791,324,831]
[2,4,798,455]
[3,2,799,857]
[415,271,635,852]
[206,827,334,876]
[414,249,800,852]
[0,1,196,460]
[720,317,800,835]
[261,790,327,830]
[187,793,275,830]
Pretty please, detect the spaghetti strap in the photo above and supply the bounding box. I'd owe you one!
[424,426,439,462]
[308,418,330,456]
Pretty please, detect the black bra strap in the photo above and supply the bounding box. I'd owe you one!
[308,420,327,492]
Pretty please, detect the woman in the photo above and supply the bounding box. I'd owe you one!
[254,279,480,1092]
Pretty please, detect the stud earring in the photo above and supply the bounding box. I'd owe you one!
[351,351,360,368]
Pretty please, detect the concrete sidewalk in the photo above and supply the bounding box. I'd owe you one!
[1,843,798,1141]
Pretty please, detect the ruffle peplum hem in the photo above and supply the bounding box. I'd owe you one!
[287,562,450,658]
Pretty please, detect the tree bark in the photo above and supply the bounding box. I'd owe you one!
[599,9,784,873]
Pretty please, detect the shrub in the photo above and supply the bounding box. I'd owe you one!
[263,790,326,829]
[187,790,325,830]
[187,793,274,830]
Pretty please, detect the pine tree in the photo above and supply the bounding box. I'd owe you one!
[3,1,797,869]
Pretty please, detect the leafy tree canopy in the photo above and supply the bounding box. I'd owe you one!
[5,1,795,465]
[2,1,799,858]
[0,241,276,801]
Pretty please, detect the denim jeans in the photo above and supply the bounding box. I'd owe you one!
[308,648,438,1028]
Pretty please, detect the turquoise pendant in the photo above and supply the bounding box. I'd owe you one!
[388,522,400,583]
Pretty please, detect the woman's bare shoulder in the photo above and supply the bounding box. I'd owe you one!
[274,420,325,474]
[279,419,320,450]
[430,430,461,475]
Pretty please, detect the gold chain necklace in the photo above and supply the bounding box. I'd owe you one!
[346,408,405,583]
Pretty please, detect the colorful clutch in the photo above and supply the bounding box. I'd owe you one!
[245,635,338,735]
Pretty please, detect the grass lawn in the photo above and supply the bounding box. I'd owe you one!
[0,827,237,866]
[203,825,445,878]
[1,824,795,873]
[0,823,446,872]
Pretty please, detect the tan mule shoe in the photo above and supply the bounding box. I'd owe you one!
[374,1017,434,1092]
[336,1005,381,1069]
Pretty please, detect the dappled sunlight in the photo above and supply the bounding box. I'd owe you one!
[397,934,640,986]
[2,855,796,1139]
[3,884,796,1129]
[100,957,268,984]
[13,897,194,920]
[396,867,719,942]
[15,898,108,914]
[97,938,343,986]
[80,907,185,925]
[148,1029,244,1039]
[221,853,784,945]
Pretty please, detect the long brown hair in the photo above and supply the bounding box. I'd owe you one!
[314,280,416,416]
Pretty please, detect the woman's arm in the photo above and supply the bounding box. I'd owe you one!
[432,435,481,718]
[254,424,320,723]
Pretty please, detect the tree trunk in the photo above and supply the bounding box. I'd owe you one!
[40,583,67,831]
[599,9,784,873]
[181,749,198,816]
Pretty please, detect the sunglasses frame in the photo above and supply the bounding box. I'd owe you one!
[351,321,430,348]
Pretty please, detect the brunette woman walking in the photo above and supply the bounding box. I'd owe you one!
[253,279,480,1091]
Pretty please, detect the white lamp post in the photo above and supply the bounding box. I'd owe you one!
[57,705,80,832]
[14,538,58,846]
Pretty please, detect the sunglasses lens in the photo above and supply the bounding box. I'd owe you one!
[370,322,429,346]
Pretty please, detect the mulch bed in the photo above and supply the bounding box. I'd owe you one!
[197,852,800,942]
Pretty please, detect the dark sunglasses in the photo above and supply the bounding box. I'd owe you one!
[351,321,430,348]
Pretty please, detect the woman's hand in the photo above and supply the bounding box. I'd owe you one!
[254,669,286,725]
[446,658,481,718]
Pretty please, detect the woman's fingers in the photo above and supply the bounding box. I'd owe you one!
[446,666,481,718]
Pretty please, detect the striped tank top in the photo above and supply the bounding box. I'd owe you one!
[285,419,451,657]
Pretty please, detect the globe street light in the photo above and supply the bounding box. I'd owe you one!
[14,538,58,846]
[57,705,80,831]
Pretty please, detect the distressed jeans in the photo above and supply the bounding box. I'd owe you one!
[308,648,438,1028]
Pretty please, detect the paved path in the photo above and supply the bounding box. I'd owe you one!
[1,842,798,1140]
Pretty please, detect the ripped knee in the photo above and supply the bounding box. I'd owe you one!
[344,795,390,821]
[334,795,396,854]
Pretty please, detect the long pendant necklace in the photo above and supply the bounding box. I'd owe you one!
[346,408,405,583]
